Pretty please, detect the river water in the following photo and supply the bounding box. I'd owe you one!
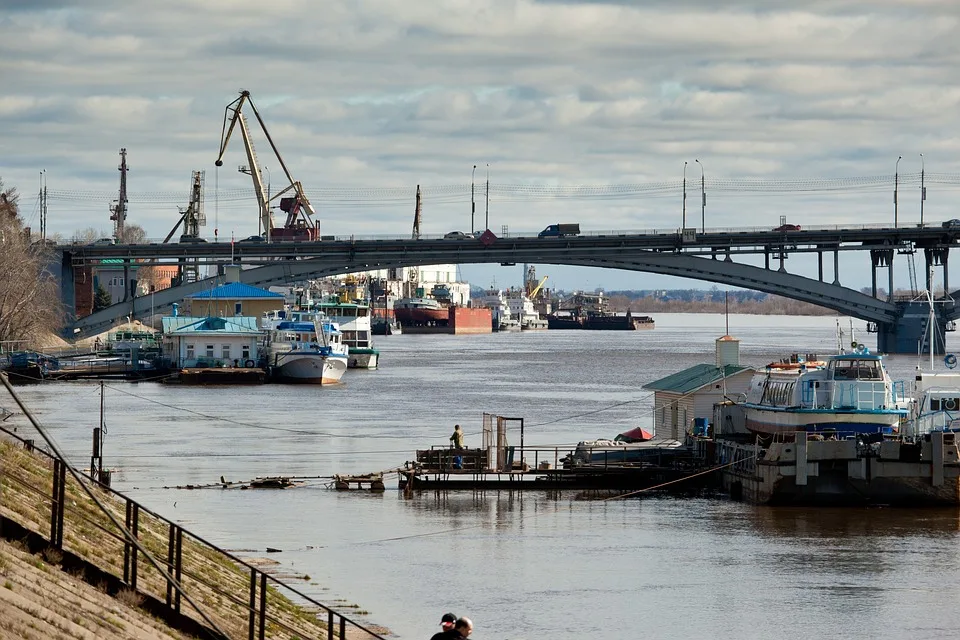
[6,313,960,639]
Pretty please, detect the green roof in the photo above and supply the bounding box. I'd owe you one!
[161,316,261,335]
[643,364,751,394]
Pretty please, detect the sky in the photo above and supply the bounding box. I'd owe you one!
[3,0,960,292]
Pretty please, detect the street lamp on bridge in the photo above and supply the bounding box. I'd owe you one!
[682,161,688,230]
[894,156,901,229]
[695,159,705,233]
[920,153,926,227]
[471,165,477,234]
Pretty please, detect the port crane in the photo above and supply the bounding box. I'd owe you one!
[214,90,319,242]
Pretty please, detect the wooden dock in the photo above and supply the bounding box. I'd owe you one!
[398,446,711,492]
[334,473,385,491]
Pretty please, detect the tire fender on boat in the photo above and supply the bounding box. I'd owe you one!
[244,359,256,368]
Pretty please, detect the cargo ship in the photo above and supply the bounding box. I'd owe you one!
[547,292,653,330]
[399,306,492,334]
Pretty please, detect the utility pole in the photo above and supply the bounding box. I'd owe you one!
[110,148,129,242]
[894,155,901,228]
[695,159,705,233]
[485,164,490,232]
[920,153,926,227]
[682,161,687,230]
[39,170,47,240]
[471,165,477,234]
[412,185,422,239]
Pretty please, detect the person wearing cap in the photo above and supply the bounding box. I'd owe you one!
[430,614,473,639]
[429,612,458,640]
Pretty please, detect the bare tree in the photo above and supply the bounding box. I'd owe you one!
[118,224,147,244]
[0,178,64,348]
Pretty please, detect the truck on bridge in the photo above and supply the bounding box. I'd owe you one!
[538,223,580,238]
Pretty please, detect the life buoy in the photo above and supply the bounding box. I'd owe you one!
[945,354,958,369]
[244,359,256,368]
[945,398,957,411]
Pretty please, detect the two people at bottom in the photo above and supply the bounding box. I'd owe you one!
[431,612,473,639]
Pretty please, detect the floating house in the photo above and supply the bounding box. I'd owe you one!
[643,336,754,439]
[161,316,262,368]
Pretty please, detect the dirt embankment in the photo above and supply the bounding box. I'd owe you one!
[0,537,197,640]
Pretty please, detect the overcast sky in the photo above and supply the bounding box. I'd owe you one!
[3,0,960,290]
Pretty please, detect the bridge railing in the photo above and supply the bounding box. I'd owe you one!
[60,221,933,248]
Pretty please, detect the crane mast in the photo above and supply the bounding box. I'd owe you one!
[214,90,318,242]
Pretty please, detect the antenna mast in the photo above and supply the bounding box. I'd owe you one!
[110,148,129,241]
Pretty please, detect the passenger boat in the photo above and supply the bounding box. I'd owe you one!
[264,318,348,384]
[741,350,908,436]
[313,296,380,369]
[903,369,960,438]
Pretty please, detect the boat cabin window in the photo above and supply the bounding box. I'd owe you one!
[931,397,960,412]
[830,359,881,380]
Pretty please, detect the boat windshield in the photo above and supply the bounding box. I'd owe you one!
[830,358,882,381]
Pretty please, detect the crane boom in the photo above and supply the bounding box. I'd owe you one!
[530,275,549,299]
[214,89,318,242]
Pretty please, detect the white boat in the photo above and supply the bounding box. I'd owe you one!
[569,438,685,466]
[313,297,380,369]
[741,350,908,437]
[474,289,521,332]
[264,317,348,384]
[505,290,548,331]
[904,369,960,437]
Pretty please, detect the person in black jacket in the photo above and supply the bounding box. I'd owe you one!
[430,615,473,639]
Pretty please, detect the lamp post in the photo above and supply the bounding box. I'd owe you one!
[894,156,901,228]
[920,153,926,227]
[682,161,688,230]
[471,165,477,234]
[485,164,490,232]
[695,159,705,233]
[262,165,272,237]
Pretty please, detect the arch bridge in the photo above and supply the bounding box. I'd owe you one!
[60,224,960,353]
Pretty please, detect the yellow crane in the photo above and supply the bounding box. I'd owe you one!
[528,276,549,299]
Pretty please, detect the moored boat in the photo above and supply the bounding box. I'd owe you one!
[265,318,348,384]
[393,297,448,327]
[740,350,907,437]
[313,296,380,369]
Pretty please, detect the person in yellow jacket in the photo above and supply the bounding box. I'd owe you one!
[450,424,464,450]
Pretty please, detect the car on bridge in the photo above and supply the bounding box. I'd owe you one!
[179,234,207,243]
[443,231,471,239]
[91,237,116,245]
[773,223,801,232]
[238,234,265,243]
[942,219,960,229]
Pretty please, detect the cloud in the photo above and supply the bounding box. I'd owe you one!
[2,0,959,290]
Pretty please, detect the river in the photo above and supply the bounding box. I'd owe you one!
[5,313,960,639]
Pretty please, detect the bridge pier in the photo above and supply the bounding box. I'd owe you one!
[874,300,954,355]
[869,249,894,300]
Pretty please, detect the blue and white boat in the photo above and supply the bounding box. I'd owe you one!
[741,350,907,436]
[264,318,348,384]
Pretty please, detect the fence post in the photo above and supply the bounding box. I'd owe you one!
[174,528,182,613]
[328,610,334,640]
[248,568,257,640]
[340,616,346,640]
[258,571,267,640]
[49,459,62,548]
[166,524,176,607]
